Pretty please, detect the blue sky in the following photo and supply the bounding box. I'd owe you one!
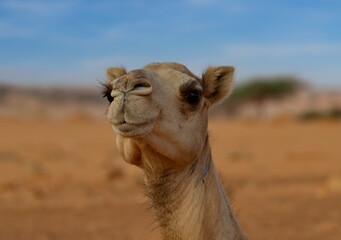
[0,0,340,86]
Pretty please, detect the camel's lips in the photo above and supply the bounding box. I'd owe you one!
[112,121,154,138]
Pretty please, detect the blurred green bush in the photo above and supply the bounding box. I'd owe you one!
[225,76,303,115]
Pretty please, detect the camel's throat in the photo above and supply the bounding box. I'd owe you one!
[144,145,247,240]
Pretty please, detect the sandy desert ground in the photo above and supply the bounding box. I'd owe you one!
[0,116,340,240]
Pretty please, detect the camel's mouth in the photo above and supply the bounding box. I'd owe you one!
[108,98,161,138]
[112,121,155,138]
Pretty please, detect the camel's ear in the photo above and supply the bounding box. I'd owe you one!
[202,66,234,105]
[106,67,127,83]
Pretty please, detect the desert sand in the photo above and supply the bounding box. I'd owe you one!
[0,117,340,240]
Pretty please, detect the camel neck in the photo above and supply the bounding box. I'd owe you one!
[144,141,247,240]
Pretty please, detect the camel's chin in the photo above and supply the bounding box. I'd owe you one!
[112,122,154,138]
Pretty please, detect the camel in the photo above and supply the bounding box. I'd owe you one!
[102,62,248,240]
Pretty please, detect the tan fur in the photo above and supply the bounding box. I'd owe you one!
[104,62,247,240]
[144,62,201,83]
[106,67,127,83]
[202,66,234,104]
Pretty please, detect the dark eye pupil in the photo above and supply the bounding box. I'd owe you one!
[185,90,202,105]
[106,95,114,103]
[102,92,114,103]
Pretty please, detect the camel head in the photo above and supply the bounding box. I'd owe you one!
[103,62,234,172]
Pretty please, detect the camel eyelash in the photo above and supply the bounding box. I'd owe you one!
[100,82,114,103]
[100,82,112,98]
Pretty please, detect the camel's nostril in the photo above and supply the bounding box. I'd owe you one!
[131,80,152,95]
[133,82,151,90]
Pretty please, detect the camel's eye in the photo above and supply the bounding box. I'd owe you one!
[104,93,114,103]
[101,82,114,103]
[185,89,202,106]
[180,81,203,109]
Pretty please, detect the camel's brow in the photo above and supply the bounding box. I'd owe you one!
[179,80,202,95]
[128,69,149,79]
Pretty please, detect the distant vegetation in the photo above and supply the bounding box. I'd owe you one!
[0,84,102,104]
[300,108,341,121]
[225,76,303,115]
[0,85,11,103]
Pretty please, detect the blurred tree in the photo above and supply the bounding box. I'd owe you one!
[225,76,303,116]
[0,84,11,103]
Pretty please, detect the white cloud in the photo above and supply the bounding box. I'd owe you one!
[225,43,341,58]
[0,0,78,16]
[0,0,79,39]
[185,0,249,13]
[187,0,218,5]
